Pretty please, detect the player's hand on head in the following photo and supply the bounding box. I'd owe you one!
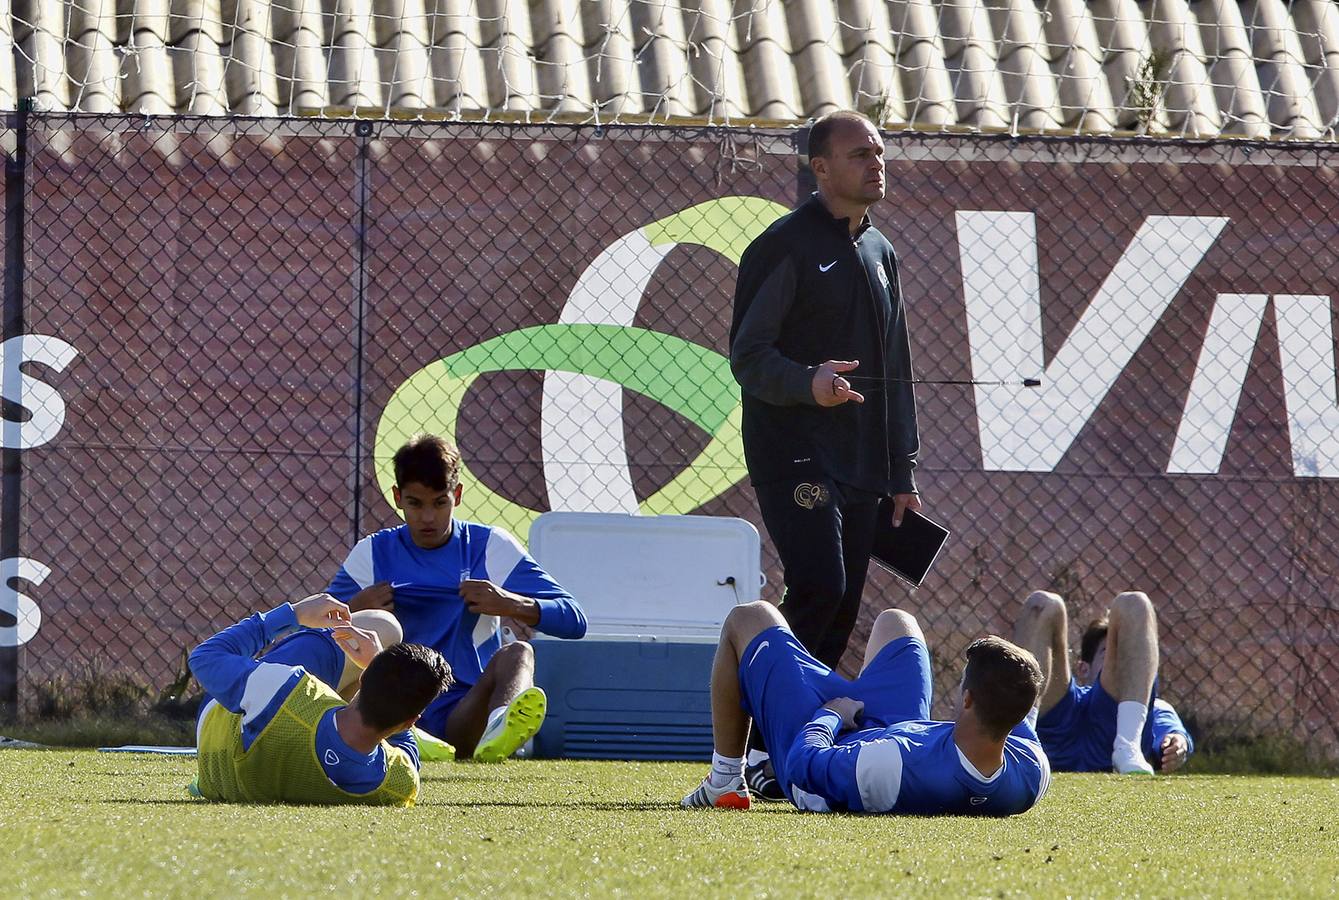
[293,593,352,629]
[1161,733,1189,772]
[823,696,865,730]
[460,578,512,615]
[332,624,383,670]
[812,360,865,407]
[350,581,394,613]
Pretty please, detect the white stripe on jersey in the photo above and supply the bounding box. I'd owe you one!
[1029,739,1052,801]
[196,698,219,746]
[483,527,526,586]
[789,785,831,812]
[855,738,904,813]
[343,537,375,589]
[472,613,500,649]
[240,663,301,727]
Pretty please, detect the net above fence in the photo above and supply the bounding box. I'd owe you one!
[2,110,1338,759]
[3,1,1339,140]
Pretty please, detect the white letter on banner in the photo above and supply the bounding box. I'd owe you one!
[1168,294,1270,474]
[1275,295,1339,477]
[957,212,1229,471]
[0,557,50,647]
[0,335,80,449]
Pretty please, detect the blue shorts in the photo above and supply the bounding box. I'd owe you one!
[415,680,475,740]
[738,626,932,788]
[1036,677,1157,772]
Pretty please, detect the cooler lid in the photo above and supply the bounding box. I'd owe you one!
[527,512,762,639]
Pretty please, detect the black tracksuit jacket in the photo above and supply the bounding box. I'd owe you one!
[728,194,919,496]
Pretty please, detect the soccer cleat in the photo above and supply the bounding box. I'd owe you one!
[473,687,547,763]
[745,759,787,802]
[412,726,457,762]
[681,775,751,810]
[1112,738,1155,775]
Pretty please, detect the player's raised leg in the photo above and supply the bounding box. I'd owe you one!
[443,641,546,762]
[1100,591,1159,774]
[1013,590,1073,716]
[683,601,787,809]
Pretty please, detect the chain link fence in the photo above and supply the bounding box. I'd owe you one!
[2,110,1337,758]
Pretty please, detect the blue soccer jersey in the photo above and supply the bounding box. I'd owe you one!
[1036,678,1194,772]
[327,521,586,689]
[190,605,419,795]
[786,714,1050,815]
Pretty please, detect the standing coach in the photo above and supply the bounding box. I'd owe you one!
[728,110,923,799]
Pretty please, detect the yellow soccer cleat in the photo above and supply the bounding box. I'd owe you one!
[412,727,457,762]
[473,687,547,763]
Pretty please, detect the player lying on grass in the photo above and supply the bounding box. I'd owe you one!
[190,593,451,805]
[682,601,1050,814]
[328,434,587,762]
[1013,590,1194,774]
[193,607,456,760]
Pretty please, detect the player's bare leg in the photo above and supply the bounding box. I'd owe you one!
[861,609,924,673]
[683,602,784,809]
[443,641,545,761]
[1100,591,1159,774]
[1013,591,1072,716]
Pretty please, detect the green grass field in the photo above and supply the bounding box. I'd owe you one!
[2,752,1337,898]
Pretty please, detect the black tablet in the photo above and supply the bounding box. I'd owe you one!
[870,502,951,587]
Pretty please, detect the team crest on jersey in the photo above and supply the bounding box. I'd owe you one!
[793,483,831,510]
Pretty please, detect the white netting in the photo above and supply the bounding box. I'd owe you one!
[3,1,1339,136]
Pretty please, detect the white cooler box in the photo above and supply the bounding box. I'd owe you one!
[527,512,762,760]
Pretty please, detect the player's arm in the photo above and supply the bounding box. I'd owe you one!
[782,701,866,812]
[463,529,588,638]
[385,729,422,772]
[189,595,351,712]
[1150,698,1194,772]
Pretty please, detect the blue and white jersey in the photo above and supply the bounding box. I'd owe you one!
[1036,678,1194,772]
[326,520,586,687]
[784,712,1050,816]
[190,604,419,794]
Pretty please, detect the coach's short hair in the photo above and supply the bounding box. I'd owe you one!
[357,642,452,732]
[963,636,1043,741]
[393,434,461,492]
[1080,617,1110,664]
[808,110,876,161]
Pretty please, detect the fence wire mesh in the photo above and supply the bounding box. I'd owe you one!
[3,111,1338,758]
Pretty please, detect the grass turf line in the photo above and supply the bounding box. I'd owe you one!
[2,751,1336,898]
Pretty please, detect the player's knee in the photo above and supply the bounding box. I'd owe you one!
[492,640,535,673]
[1022,590,1065,618]
[724,601,782,641]
[1110,590,1154,624]
[867,608,921,642]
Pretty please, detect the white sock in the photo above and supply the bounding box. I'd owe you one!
[709,752,745,787]
[1116,701,1149,746]
[746,749,769,768]
[483,705,507,735]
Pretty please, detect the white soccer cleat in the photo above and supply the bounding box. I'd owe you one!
[1112,738,1155,775]
[681,775,751,810]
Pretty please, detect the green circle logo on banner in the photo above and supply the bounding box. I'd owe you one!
[374,196,789,537]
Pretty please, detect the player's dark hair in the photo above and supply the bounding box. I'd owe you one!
[808,110,875,161]
[356,642,453,732]
[1079,617,1110,664]
[963,636,1043,741]
[393,434,461,492]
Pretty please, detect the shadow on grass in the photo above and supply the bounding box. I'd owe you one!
[419,799,684,811]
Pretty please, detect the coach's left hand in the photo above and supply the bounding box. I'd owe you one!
[460,578,541,625]
[1160,733,1189,772]
[889,493,922,527]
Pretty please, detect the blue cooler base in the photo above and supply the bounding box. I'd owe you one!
[532,639,715,760]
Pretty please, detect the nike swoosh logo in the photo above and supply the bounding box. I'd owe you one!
[390,582,412,589]
[818,261,837,272]
[748,641,770,666]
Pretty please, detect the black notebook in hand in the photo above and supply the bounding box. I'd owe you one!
[870,501,950,587]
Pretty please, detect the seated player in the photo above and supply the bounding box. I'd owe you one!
[329,434,587,762]
[1012,590,1194,774]
[682,601,1050,815]
[190,593,452,805]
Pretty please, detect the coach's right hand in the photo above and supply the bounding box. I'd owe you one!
[823,696,865,730]
[350,581,394,613]
[812,360,865,407]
